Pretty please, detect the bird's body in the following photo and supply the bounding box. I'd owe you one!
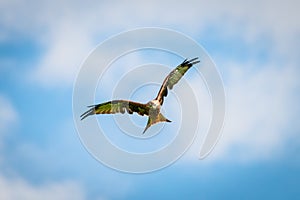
[80,57,200,133]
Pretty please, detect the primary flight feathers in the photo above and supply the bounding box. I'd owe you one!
[80,57,200,133]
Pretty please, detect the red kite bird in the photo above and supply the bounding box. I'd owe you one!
[81,57,200,133]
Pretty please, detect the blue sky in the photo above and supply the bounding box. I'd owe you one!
[1,0,300,199]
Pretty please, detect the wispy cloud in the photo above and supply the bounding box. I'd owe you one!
[0,175,85,200]
[0,97,85,200]
[29,22,93,87]
[214,60,299,162]
[0,95,18,133]
[0,95,18,157]
[2,1,299,88]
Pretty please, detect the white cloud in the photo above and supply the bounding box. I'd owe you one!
[181,59,299,164]
[0,98,85,200]
[29,20,93,87]
[1,1,299,87]
[0,95,87,199]
[0,95,18,154]
[198,61,299,162]
[6,118,132,199]
[0,95,18,132]
[0,175,85,200]
[0,95,18,166]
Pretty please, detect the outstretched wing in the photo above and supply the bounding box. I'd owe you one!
[155,57,200,105]
[80,100,149,120]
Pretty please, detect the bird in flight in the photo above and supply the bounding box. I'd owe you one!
[80,57,200,133]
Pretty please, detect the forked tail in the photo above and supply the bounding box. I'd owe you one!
[143,113,171,134]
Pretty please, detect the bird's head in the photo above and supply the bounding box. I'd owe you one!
[147,100,161,110]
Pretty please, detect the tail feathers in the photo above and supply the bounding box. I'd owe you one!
[142,113,171,134]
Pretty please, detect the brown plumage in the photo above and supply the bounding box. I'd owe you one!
[80,57,200,133]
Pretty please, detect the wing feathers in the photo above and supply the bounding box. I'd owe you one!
[80,100,149,120]
[155,57,200,105]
